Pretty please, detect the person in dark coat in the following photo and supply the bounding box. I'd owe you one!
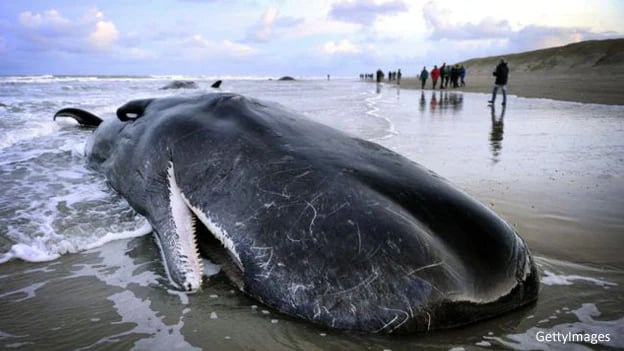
[450,64,459,88]
[419,66,429,89]
[376,68,384,83]
[489,59,509,106]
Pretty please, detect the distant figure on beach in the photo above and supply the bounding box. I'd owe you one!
[489,59,509,106]
[420,66,429,89]
[376,69,384,83]
[450,65,459,88]
[459,65,466,87]
[431,65,440,89]
[327,74,330,81]
[397,69,402,84]
[439,63,447,89]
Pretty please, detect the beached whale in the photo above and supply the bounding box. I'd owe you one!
[160,80,198,90]
[54,93,538,333]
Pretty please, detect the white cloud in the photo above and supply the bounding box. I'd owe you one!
[287,18,358,39]
[250,8,279,42]
[421,0,617,55]
[89,20,119,51]
[126,47,157,60]
[245,8,304,43]
[222,39,255,56]
[18,9,70,29]
[423,1,512,40]
[185,34,255,58]
[14,8,120,53]
[329,0,409,26]
[322,39,361,54]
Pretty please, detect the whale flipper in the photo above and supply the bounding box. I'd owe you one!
[116,98,154,121]
[211,80,222,88]
[53,108,103,127]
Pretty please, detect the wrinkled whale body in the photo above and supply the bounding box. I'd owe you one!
[54,93,538,333]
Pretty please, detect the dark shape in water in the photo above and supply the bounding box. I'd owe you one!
[160,80,198,90]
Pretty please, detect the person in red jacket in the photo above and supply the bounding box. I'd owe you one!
[430,65,441,90]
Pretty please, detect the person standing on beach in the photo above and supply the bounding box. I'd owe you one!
[450,64,459,88]
[439,63,447,89]
[397,69,402,85]
[420,66,429,89]
[459,65,466,86]
[431,65,440,89]
[489,59,509,106]
[444,64,451,88]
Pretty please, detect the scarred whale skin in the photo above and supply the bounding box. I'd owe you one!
[54,93,538,333]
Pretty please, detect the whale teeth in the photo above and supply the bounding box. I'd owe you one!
[167,161,204,292]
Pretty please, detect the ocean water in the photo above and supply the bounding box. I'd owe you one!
[0,76,623,350]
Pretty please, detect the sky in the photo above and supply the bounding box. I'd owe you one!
[0,0,622,76]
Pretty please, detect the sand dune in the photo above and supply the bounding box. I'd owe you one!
[398,38,624,105]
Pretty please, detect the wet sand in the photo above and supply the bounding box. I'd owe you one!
[395,73,624,105]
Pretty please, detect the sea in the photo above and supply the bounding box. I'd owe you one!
[0,75,623,350]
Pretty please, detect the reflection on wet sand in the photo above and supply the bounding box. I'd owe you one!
[490,105,506,163]
[419,91,464,114]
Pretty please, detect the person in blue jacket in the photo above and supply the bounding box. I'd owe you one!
[489,59,509,106]
[419,66,429,89]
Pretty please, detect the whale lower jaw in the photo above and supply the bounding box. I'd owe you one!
[165,162,243,293]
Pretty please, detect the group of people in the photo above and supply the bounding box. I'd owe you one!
[358,58,509,106]
[418,63,466,90]
[359,68,402,84]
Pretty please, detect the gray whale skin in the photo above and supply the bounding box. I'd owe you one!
[54,93,539,334]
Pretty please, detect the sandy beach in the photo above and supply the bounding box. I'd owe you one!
[393,39,624,105]
[395,73,624,105]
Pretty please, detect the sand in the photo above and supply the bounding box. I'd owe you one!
[394,73,624,105]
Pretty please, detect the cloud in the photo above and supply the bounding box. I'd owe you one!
[125,47,157,60]
[185,34,255,58]
[12,8,119,53]
[322,39,361,54]
[89,20,119,51]
[329,0,408,26]
[422,0,618,55]
[246,8,279,42]
[245,8,304,43]
[18,9,70,30]
[423,1,511,40]
[509,25,612,52]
